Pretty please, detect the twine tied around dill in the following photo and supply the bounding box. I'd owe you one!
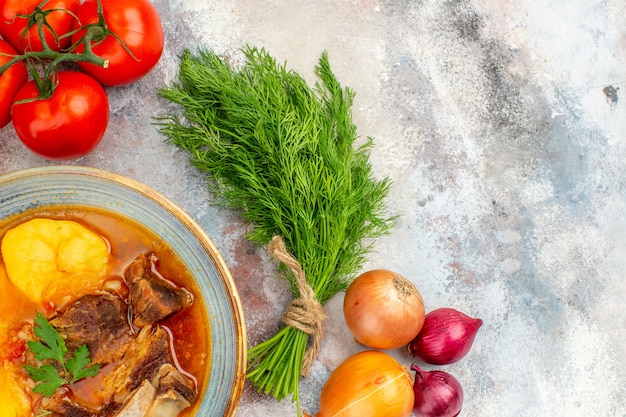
[268,235,327,377]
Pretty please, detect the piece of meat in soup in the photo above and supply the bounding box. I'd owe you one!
[50,290,134,365]
[125,253,193,328]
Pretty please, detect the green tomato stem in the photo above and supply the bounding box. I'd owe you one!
[0,0,123,98]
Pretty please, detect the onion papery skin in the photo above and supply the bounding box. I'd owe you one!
[343,269,425,350]
[408,308,482,365]
[316,350,414,417]
[411,364,463,417]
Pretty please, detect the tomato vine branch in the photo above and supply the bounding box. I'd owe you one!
[0,0,137,97]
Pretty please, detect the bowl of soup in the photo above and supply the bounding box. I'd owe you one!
[0,166,246,417]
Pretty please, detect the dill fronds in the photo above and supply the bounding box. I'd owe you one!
[157,46,394,415]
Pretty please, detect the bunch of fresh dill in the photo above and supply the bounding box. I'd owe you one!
[157,46,394,413]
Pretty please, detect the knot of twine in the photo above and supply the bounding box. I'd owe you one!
[268,236,327,377]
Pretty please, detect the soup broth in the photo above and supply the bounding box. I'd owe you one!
[0,206,209,417]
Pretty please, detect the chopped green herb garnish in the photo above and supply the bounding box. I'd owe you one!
[24,312,101,396]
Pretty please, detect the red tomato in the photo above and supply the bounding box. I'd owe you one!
[72,0,164,86]
[11,71,109,160]
[0,0,80,52]
[0,39,28,128]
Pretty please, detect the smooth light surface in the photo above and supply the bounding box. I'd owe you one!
[0,1,625,416]
[0,166,246,417]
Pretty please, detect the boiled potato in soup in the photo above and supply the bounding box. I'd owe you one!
[1,218,109,304]
[0,265,31,417]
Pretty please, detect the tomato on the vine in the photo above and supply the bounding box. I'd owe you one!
[0,0,80,53]
[0,39,28,128]
[72,0,164,86]
[11,71,109,160]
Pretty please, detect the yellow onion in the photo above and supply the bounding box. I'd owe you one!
[343,269,425,350]
[316,350,414,417]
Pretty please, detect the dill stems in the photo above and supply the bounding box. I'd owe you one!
[157,47,394,413]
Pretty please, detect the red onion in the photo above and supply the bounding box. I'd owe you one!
[407,307,482,365]
[411,364,463,417]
